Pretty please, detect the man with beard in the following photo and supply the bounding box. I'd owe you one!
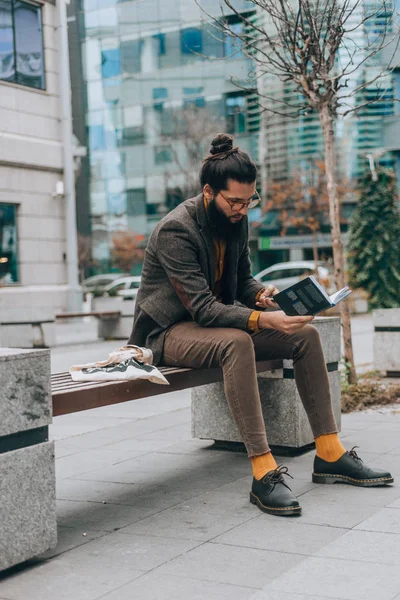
[128,133,393,516]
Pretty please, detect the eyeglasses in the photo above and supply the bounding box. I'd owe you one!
[218,189,261,212]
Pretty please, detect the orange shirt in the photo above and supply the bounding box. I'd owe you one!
[203,196,262,332]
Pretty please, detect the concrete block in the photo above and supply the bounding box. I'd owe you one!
[191,317,341,451]
[0,348,51,437]
[0,321,55,348]
[0,442,57,572]
[373,309,400,373]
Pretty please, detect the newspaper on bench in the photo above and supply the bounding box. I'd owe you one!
[70,345,169,385]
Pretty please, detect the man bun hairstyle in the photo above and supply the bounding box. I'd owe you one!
[201,132,257,192]
[209,133,235,155]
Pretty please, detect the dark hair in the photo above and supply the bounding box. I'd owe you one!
[200,133,257,191]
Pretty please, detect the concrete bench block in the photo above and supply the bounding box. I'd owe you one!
[0,348,56,572]
[0,442,56,572]
[373,309,400,374]
[0,321,55,348]
[0,348,51,437]
[191,317,341,452]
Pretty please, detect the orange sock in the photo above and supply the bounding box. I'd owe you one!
[250,451,278,480]
[315,433,346,462]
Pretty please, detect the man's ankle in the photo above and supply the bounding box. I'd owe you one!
[250,451,278,480]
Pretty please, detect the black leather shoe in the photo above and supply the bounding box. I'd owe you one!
[250,466,302,516]
[313,446,394,487]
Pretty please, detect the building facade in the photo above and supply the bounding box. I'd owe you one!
[75,0,260,272]
[0,0,72,327]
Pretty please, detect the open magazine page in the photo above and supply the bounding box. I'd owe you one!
[329,286,352,305]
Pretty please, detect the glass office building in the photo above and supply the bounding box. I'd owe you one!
[77,0,260,271]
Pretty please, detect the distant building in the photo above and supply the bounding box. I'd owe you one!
[73,0,260,273]
[0,0,70,326]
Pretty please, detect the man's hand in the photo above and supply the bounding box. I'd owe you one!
[259,310,314,335]
[256,285,279,309]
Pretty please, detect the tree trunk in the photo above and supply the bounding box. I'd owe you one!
[319,104,357,385]
[312,231,319,267]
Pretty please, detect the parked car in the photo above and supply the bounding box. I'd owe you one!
[82,273,121,294]
[254,261,333,293]
[102,276,142,299]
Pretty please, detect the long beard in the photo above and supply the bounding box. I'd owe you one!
[206,198,242,241]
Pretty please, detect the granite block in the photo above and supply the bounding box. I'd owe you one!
[97,316,132,340]
[0,441,57,571]
[0,348,51,437]
[373,309,400,371]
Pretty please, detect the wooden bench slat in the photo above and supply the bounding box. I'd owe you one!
[51,359,283,417]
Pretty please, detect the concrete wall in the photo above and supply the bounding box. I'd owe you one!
[0,1,69,316]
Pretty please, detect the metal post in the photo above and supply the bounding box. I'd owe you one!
[57,0,82,311]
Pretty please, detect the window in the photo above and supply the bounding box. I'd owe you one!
[183,86,205,108]
[101,48,121,79]
[0,0,45,90]
[153,87,168,111]
[181,27,202,54]
[225,93,247,133]
[121,39,143,74]
[0,203,18,284]
[127,189,146,216]
[154,145,173,165]
[224,22,245,59]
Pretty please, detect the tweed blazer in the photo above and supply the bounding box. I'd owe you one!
[127,193,264,365]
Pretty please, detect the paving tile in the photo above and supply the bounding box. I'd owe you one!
[118,491,258,541]
[354,507,400,533]
[336,431,400,454]
[38,525,108,559]
[51,409,191,450]
[298,492,379,528]
[214,518,348,556]
[50,416,136,441]
[368,454,400,475]
[158,541,305,589]
[99,572,255,600]
[266,556,400,599]
[388,497,400,508]
[56,499,152,532]
[0,554,144,600]
[59,530,200,572]
[55,446,151,480]
[70,450,250,493]
[251,591,339,600]
[317,529,400,564]
[298,478,400,508]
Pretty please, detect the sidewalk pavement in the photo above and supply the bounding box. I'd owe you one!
[2,314,400,600]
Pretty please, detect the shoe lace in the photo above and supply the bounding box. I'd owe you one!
[348,446,363,461]
[262,465,293,491]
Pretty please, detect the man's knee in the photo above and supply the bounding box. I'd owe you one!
[296,324,322,351]
[220,329,254,356]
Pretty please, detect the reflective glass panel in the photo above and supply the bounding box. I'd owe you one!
[14,0,45,89]
[0,203,18,284]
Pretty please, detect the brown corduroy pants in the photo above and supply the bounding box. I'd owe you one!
[161,321,338,457]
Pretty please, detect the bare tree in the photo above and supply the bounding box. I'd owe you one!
[198,0,399,384]
[262,160,350,266]
[161,105,225,201]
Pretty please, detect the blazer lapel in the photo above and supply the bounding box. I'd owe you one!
[195,194,216,288]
